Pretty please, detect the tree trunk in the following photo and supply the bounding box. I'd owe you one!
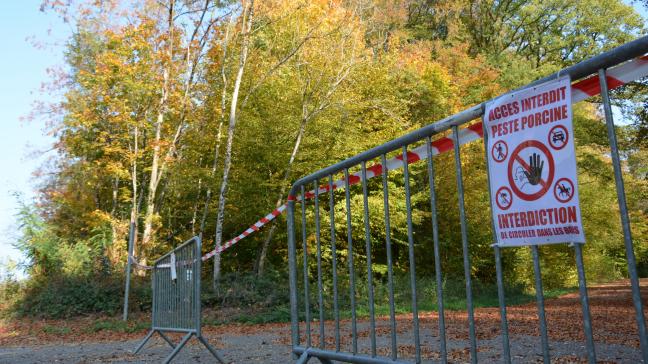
[141,1,175,254]
[130,125,139,258]
[256,54,354,276]
[213,0,255,291]
[111,176,119,217]
[191,176,202,235]
[256,116,308,276]
[199,14,236,236]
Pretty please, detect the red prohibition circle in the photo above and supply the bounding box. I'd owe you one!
[554,177,575,203]
[548,125,569,150]
[495,186,513,210]
[491,140,508,163]
[507,140,555,201]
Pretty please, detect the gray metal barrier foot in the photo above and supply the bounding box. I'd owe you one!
[296,350,311,364]
[197,334,227,364]
[134,329,155,354]
[158,331,176,349]
[163,332,192,364]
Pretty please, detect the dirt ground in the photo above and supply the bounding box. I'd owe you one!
[1,280,648,363]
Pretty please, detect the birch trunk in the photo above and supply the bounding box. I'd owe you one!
[213,0,255,291]
[199,14,236,235]
[141,1,174,254]
[130,125,139,258]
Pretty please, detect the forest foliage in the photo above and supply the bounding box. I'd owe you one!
[3,0,648,318]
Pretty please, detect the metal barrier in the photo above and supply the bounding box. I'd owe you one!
[134,236,225,364]
[286,36,648,363]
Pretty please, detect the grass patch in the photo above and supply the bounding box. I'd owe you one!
[202,272,578,325]
[42,325,72,335]
[86,319,149,333]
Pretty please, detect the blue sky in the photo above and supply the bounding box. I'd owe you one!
[0,1,646,276]
[0,1,69,272]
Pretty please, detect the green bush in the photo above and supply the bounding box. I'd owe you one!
[9,274,151,319]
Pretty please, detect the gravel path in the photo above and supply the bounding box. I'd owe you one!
[0,331,641,363]
[1,280,646,363]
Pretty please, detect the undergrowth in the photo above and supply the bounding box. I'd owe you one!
[1,269,574,327]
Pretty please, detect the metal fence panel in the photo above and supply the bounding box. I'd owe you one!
[286,36,648,364]
[134,237,226,364]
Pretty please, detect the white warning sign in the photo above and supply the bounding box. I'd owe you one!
[485,76,585,247]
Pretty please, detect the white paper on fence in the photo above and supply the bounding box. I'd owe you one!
[485,75,585,247]
[170,252,177,281]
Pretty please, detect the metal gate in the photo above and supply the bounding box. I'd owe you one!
[134,236,225,364]
[286,36,648,363]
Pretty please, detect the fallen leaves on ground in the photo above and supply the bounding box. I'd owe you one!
[2,279,647,361]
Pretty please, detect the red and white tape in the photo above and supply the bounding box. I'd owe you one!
[129,56,647,269]
[197,55,648,261]
[199,55,648,261]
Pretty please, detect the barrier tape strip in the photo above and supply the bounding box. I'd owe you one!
[198,55,648,261]
[129,55,648,269]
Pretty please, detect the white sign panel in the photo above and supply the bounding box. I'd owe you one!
[485,76,585,247]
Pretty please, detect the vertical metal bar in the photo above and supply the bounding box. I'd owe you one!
[172,253,177,329]
[599,68,648,362]
[531,245,550,364]
[174,255,178,329]
[177,249,181,329]
[287,198,300,358]
[328,176,341,352]
[452,125,478,363]
[402,145,422,363]
[494,247,511,362]
[481,126,511,364]
[162,259,166,328]
[159,261,164,327]
[301,185,312,348]
[361,161,377,357]
[182,245,187,329]
[123,222,135,321]
[381,154,398,361]
[158,260,162,328]
[344,168,358,354]
[167,257,171,328]
[190,243,195,330]
[179,248,184,329]
[195,237,202,336]
[315,180,326,349]
[426,137,448,364]
[574,243,597,363]
[152,266,157,328]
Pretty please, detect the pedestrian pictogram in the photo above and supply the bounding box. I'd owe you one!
[548,125,569,150]
[491,140,508,162]
[554,177,575,203]
[496,186,513,210]
[507,140,555,202]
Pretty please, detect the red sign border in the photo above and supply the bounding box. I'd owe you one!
[548,125,569,150]
[507,140,555,202]
[491,140,508,163]
[553,177,575,203]
[495,186,513,210]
